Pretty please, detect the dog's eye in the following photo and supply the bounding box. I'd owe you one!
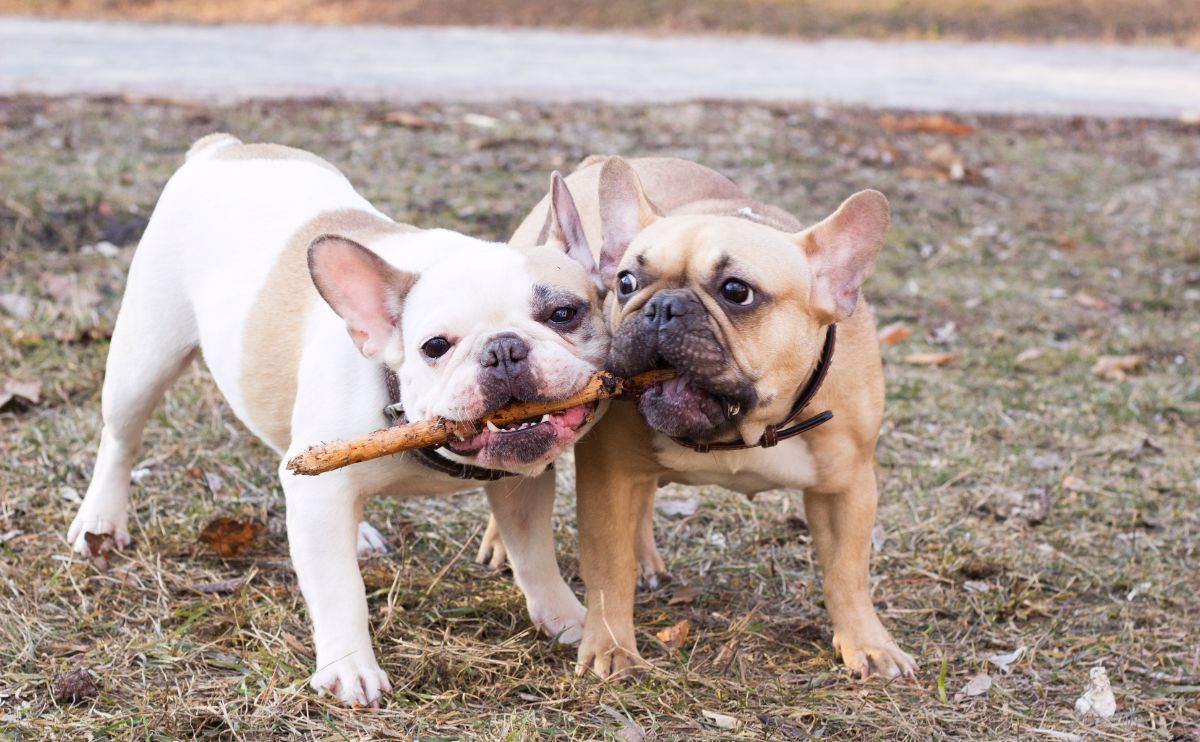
[617,271,639,295]
[421,336,452,358]
[720,278,754,305]
[548,306,577,324]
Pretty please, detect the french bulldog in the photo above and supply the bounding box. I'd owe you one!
[68,134,606,706]
[499,155,916,681]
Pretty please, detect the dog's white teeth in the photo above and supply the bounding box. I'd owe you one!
[486,420,501,432]
[540,414,551,424]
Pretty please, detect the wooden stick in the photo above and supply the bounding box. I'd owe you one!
[286,368,676,476]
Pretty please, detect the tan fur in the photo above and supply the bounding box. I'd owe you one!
[212,142,343,175]
[185,132,240,160]
[534,156,915,680]
[240,209,416,451]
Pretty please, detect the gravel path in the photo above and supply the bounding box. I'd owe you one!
[3,16,1199,117]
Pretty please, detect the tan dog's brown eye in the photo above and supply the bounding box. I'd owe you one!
[720,278,754,305]
[549,306,577,324]
[421,336,452,358]
[617,271,638,295]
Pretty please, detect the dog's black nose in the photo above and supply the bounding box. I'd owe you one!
[480,334,530,380]
[643,291,690,329]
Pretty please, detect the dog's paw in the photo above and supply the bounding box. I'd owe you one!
[474,525,508,570]
[310,654,392,708]
[528,591,586,645]
[356,521,389,559]
[67,511,130,558]
[636,559,671,591]
[575,615,646,680]
[832,623,918,680]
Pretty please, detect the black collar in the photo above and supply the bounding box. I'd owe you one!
[669,324,836,453]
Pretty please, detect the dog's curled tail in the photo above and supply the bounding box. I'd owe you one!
[186,132,242,162]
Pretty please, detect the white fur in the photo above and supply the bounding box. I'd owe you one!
[69,137,592,707]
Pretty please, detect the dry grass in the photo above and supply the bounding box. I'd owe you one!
[4,0,1200,43]
[1,96,1198,739]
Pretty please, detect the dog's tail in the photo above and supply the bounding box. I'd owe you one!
[185,132,242,162]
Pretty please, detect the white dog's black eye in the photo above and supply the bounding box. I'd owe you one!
[548,306,577,324]
[421,336,452,358]
[617,271,638,295]
[720,278,754,305]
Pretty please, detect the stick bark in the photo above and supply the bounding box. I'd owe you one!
[286,369,675,476]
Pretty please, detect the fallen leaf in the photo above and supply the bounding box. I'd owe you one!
[1055,234,1079,251]
[1015,347,1047,365]
[870,525,886,553]
[989,647,1026,673]
[655,619,691,649]
[877,322,913,345]
[52,668,99,703]
[1074,291,1109,310]
[202,470,233,498]
[925,142,966,181]
[198,517,264,557]
[83,531,113,557]
[879,113,975,137]
[1091,355,1143,381]
[929,321,957,345]
[1075,666,1117,719]
[903,352,960,366]
[0,378,42,409]
[656,496,699,517]
[954,671,992,701]
[462,113,499,129]
[1062,475,1091,493]
[701,710,740,730]
[381,110,435,128]
[668,585,701,605]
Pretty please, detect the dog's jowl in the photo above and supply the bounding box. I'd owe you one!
[69,134,606,706]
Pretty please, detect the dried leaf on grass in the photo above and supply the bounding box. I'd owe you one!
[1091,355,1143,381]
[877,322,913,345]
[668,585,702,605]
[198,517,264,557]
[655,619,690,649]
[185,573,254,595]
[904,352,960,366]
[52,668,99,704]
[879,113,976,136]
[954,671,992,701]
[989,647,1026,673]
[701,710,740,729]
[381,111,435,128]
[1074,291,1109,310]
[1075,666,1117,719]
[0,378,42,409]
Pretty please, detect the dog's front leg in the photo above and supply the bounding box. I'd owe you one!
[281,466,390,706]
[485,469,584,643]
[804,463,917,679]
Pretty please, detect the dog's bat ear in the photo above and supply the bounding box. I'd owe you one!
[540,171,603,293]
[307,235,417,361]
[794,189,889,324]
[598,156,661,285]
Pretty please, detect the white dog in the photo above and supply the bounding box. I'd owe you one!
[68,134,606,706]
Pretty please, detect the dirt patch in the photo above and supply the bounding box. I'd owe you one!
[1,95,1198,738]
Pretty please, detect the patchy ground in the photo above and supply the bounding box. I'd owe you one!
[4,0,1199,43]
[0,97,1198,739]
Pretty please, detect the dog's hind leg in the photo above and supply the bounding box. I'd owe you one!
[69,248,198,557]
[634,497,669,590]
[474,514,508,570]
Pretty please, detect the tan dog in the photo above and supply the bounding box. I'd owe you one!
[500,155,917,680]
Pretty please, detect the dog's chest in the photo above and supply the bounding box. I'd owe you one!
[653,436,819,495]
